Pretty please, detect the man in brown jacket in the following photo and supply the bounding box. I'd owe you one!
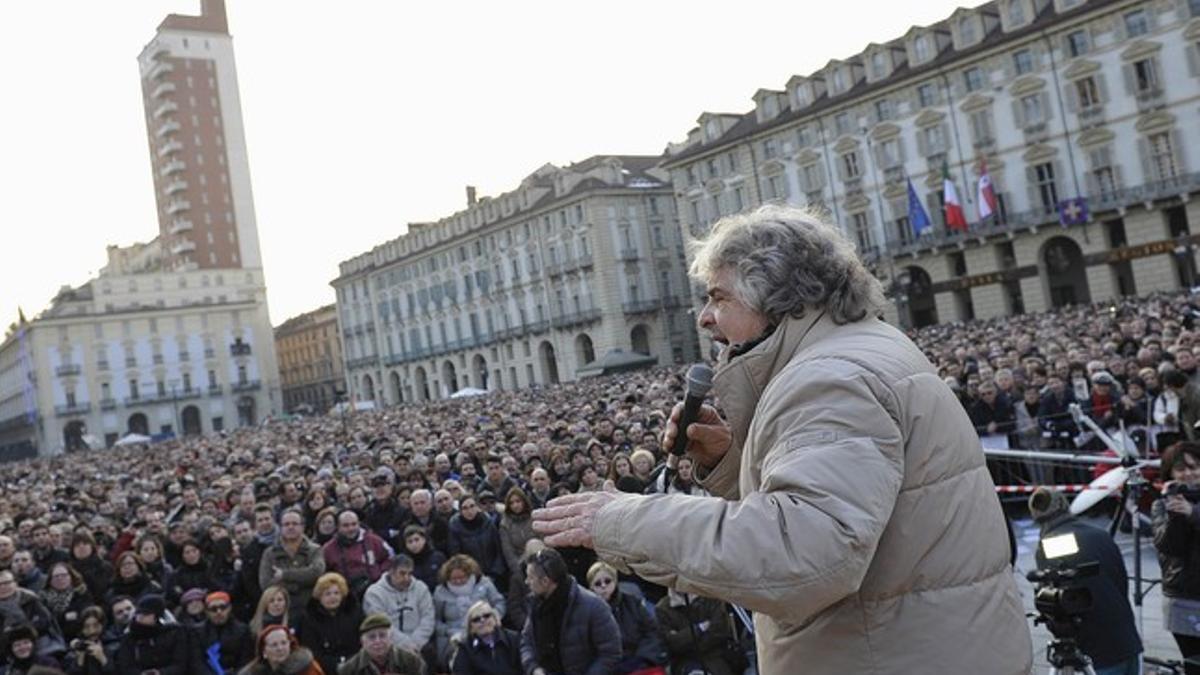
[533,204,1032,673]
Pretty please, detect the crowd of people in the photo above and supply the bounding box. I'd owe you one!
[915,291,1200,485]
[4,288,1200,673]
[0,365,748,675]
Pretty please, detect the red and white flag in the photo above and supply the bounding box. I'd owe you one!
[942,162,968,232]
[977,158,998,220]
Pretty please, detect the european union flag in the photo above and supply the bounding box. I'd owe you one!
[907,177,931,237]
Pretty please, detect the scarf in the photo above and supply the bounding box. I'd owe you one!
[42,585,79,615]
[533,579,571,673]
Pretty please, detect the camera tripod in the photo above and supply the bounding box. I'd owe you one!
[1044,636,1096,675]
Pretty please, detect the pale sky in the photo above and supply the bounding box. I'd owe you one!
[1,0,969,326]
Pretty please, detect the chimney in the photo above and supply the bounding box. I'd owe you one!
[466,186,477,207]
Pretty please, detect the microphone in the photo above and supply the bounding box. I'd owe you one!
[671,363,715,457]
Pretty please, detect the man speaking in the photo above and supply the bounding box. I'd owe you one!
[532,205,1031,673]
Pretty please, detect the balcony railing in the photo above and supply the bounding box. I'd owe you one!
[164,179,187,196]
[165,199,190,215]
[125,357,137,368]
[146,61,174,80]
[231,380,261,393]
[55,364,81,376]
[623,299,661,314]
[152,101,178,119]
[551,308,603,329]
[150,82,176,99]
[577,252,594,268]
[97,360,109,371]
[1022,121,1049,144]
[168,218,193,235]
[208,384,223,397]
[157,139,183,158]
[99,398,117,411]
[54,403,90,416]
[170,240,195,255]
[160,159,185,176]
[1078,105,1105,127]
[230,342,252,357]
[884,172,1200,259]
[1136,87,1166,111]
[617,248,641,262]
[152,354,163,365]
[123,395,143,406]
[179,350,190,361]
[526,320,550,334]
[155,119,181,138]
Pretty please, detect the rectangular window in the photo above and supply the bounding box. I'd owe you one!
[1013,49,1034,75]
[1088,146,1117,200]
[1007,0,1025,26]
[1021,94,1044,125]
[1066,29,1090,58]
[875,99,894,121]
[970,109,994,144]
[1034,162,1058,212]
[1150,132,1178,181]
[842,152,861,179]
[1075,77,1100,109]
[959,17,976,44]
[1134,58,1159,93]
[917,83,937,108]
[851,212,873,253]
[1124,9,1149,38]
[914,35,930,62]
[834,112,852,136]
[880,138,901,168]
[963,67,985,93]
[802,163,823,191]
[871,52,888,79]
[922,126,946,155]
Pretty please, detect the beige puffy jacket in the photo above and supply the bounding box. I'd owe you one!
[592,311,1032,674]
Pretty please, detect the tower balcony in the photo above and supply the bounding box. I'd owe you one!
[150,82,176,99]
[168,218,193,235]
[170,239,196,255]
[165,199,191,215]
[164,179,188,196]
[157,139,183,158]
[155,119,181,138]
[152,101,178,119]
[147,61,174,80]
[160,159,185,177]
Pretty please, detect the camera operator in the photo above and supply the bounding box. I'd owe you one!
[1153,441,1200,673]
[1029,487,1142,674]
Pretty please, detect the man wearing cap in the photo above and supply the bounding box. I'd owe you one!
[337,613,427,674]
[197,590,254,674]
[363,554,434,659]
[115,594,189,675]
[366,468,408,546]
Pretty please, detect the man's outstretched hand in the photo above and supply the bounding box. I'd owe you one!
[531,489,622,549]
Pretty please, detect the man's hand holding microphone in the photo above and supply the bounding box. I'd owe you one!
[532,364,731,549]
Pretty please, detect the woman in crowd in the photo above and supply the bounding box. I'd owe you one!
[64,606,116,675]
[498,488,535,630]
[433,554,505,669]
[447,494,507,586]
[106,551,161,604]
[165,539,217,608]
[250,585,292,637]
[1154,441,1200,673]
[302,487,329,537]
[238,624,324,675]
[311,507,338,547]
[294,572,363,675]
[347,487,370,521]
[68,532,112,602]
[588,561,664,674]
[629,449,656,486]
[135,535,173,589]
[40,562,93,643]
[450,600,521,675]
[0,624,59,675]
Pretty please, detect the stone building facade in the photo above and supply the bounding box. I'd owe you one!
[275,304,343,414]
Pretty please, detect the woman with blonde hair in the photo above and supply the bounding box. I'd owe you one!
[250,585,291,636]
[628,449,656,486]
[294,572,363,675]
[450,600,521,674]
[432,554,505,669]
[588,561,665,674]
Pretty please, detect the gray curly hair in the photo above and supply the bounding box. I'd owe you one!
[688,204,886,325]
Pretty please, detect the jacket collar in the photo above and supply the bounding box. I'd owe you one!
[712,309,830,455]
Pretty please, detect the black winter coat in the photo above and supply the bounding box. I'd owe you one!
[69,555,114,602]
[1154,497,1200,599]
[451,627,522,675]
[294,594,365,675]
[607,591,664,669]
[447,515,506,583]
[105,574,161,606]
[167,560,219,607]
[115,621,190,675]
[409,542,447,593]
[196,619,255,674]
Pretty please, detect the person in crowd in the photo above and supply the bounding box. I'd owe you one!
[433,490,457,522]
[322,510,391,600]
[197,590,254,675]
[0,538,14,574]
[1029,487,1142,675]
[1039,374,1081,444]
[1167,369,1200,442]
[519,547,619,675]
[1157,369,1184,449]
[168,539,219,608]
[238,624,324,675]
[295,572,364,675]
[365,469,407,546]
[648,455,705,496]
[107,551,161,605]
[449,600,520,675]
[250,585,291,638]
[115,594,189,675]
[0,568,64,659]
[178,587,210,628]
[64,606,117,675]
[432,555,505,669]
[29,524,69,573]
[362,554,434,659]
[40,562,92,643]
[303,488,331,538]
[260,509,326,618]
[480,457,517,508]
[497,488,534,623]
[0,623,59,674]
[234,505,278,621]
[627,450,655,487]
[9,552,44,594]
[968,381,1017,437]
[404,491,449,557]
[68,532,112,603]
[136,535,173,590]
[585,561,663,674]
[401,526,446,596]
[101,596,134,647]
[655,588,745,675]
[312,508,338,548]
[337,613,427,675]
[526,470,554,511]
[1154,441,1200,673]
[532,204,1031,672]
[446,496,506,590]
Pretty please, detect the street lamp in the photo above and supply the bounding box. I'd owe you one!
[168,378,181,438]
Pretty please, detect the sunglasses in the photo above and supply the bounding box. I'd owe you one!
[206,604,230,612]
[470,612,495,624]
[592,577,614,588]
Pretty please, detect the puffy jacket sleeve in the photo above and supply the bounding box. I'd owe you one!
[413,582,436,649]
[482,577,506,619]
[583,597,622,675]
[592,358,904,627]
[1154,498,1200,557]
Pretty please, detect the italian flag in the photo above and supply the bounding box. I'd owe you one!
[943,161,968,232]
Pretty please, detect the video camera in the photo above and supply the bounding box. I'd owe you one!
[1027,561,1099,640]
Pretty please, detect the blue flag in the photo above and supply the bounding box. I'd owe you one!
[907,178,931,238]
